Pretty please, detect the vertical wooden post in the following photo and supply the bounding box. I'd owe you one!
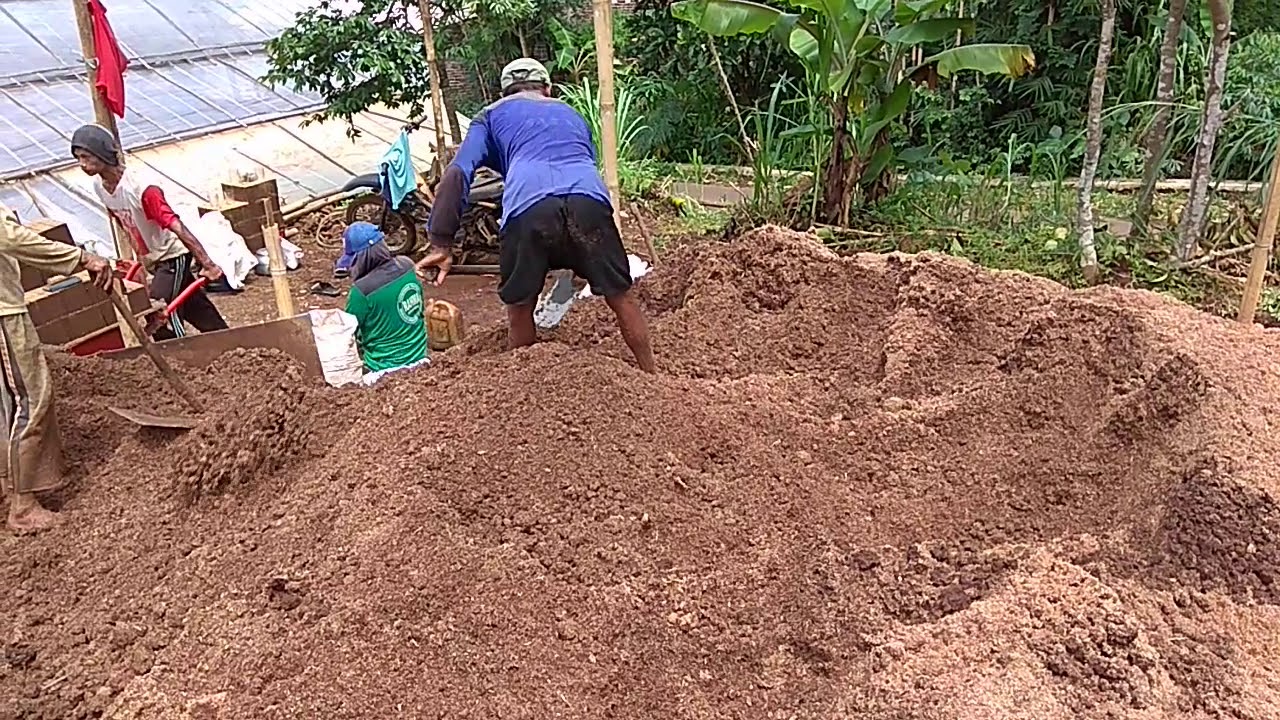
[1236,145,1280,323]
[261,200,295,319]
[591,0,623,231]
[72,0,139,347]
[417,0,452,175]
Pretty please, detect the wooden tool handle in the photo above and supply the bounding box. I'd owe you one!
[107,287,203,414]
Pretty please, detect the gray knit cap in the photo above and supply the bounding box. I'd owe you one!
[70,124,120,166]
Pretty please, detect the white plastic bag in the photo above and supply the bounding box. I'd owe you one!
[280,238,304,270]
[577,254,653,298]
[178,209,257,290]
[309,309,364,387]
[255,240,306,276]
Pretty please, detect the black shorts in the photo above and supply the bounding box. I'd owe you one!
[498,195,632,306]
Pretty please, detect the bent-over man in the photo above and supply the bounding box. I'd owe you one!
[417,58,656,373]
[0,208,113,533]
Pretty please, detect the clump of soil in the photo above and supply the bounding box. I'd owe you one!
[6,226,1280,719]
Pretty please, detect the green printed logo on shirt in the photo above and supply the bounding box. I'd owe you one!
[397,282,424,324]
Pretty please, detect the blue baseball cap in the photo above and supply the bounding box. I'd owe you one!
[336,222,385,270]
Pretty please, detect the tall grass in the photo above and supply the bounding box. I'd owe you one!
[561,78,657,196]
[560,78,649,163]
[742,76,829,223]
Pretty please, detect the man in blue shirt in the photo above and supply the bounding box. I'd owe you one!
[417,58,656,373]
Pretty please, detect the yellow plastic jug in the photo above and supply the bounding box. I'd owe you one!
[425,300,465,351]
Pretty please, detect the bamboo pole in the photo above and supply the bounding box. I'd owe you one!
[591,0,623,230]
[73,0,140,348]
[417,0,452,175]
[261,200,295,319]
[1236,146,1280,323]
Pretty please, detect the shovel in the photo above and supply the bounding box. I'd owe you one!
[534,270,578,330]
[104,281,204,430]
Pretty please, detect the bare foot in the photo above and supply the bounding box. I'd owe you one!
[7,495,62,535]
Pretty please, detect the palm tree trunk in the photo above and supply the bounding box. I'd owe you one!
[1134,0,1188,233]
[1076,0,1117,283]
[436,59,464,145]
[1176,0,1233,260]
[822,97,851,224]
[416,0,451,174]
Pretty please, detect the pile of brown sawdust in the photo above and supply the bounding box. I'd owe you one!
[4,226,1280,719]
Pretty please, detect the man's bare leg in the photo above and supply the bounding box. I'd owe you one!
[605,291,656,373]
[7,492,61,534]
[507,302,537,350]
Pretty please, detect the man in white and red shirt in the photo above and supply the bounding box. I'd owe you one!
[70,124,228,340]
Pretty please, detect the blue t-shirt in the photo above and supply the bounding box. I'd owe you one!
[426,91,612,240]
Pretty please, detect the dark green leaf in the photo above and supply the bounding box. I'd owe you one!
[924,44,1036,79]
[885,18,975,46]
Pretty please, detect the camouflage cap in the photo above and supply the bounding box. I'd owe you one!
[500,58,550,91]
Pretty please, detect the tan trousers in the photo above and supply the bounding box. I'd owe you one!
[0,313,62,495]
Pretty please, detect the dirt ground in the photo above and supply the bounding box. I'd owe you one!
[5,226,1280,719]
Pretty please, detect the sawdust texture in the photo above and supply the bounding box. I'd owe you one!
[6,225,1280,719]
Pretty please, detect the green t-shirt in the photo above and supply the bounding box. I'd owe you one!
[345,265,428,373]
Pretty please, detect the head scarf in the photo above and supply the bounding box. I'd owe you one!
[70,123,121,166]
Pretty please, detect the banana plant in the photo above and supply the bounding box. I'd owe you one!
[671,0,1036,224]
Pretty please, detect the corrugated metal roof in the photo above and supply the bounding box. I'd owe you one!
[0,0,325,179]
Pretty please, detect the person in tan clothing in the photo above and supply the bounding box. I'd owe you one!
[0,208,112,533]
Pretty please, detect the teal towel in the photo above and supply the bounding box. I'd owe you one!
[380,130,417,210]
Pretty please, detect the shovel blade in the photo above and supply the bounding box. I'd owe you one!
[108,406,199,430]
[534,270,577,330]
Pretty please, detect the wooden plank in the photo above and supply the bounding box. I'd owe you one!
[97,315,324,380]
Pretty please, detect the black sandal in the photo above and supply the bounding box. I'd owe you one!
[309,281,342,297]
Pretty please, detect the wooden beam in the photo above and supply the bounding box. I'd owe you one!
[591,0,623,232]
[417,0,452,174]
[1237,145,1280,323]
[72,0,140,348]
[261,199,296,319]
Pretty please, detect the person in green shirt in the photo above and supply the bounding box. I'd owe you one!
[340,222,428,384]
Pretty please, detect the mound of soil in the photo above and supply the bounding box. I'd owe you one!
[5,226,1280,719]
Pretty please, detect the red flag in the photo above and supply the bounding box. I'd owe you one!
[87,0,129,118]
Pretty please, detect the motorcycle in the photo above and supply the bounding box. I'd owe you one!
[338,117,504,261]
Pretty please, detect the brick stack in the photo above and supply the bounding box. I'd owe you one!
[14,218,152,346]
[25,273,150,345]
[197,177,283,253]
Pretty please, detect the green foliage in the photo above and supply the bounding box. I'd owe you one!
[672,0,1034,220]
[560,79,660,197]
[263,1,430,129]
[1234,0,1280,36]
[436,0,584,102]
[265,0,586,124]
[1216,32,1280,181]
[560,79,651,163]
[618,0,803,164]
[862,177,1232,314]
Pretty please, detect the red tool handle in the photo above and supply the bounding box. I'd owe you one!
[162,277,208,319]
[114,260,143,283]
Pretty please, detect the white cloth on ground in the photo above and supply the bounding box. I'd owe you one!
[361,357,430,387]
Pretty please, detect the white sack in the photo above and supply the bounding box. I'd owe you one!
[177,209,257,290]
[309,309,364,387]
